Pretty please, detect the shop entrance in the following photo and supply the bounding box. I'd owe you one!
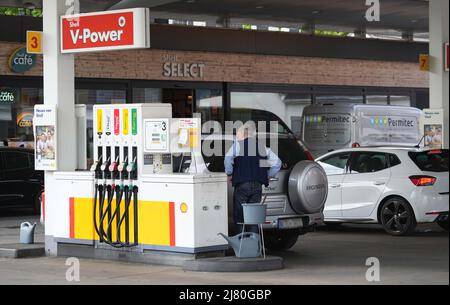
[162,89,194,118]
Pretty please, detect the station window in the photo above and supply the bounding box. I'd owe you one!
[134,87,224,127]
[133,88,162,104]
[366,95,388,105]
[315,94,364,104]
[230,91,312,137]
[0,87,42,149]
[134,87,195,118]
[390,95,411,106]
[75,89,127,163]
[196,89,224,127]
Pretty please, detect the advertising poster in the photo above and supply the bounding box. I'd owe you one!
[422,109,445,149]
[34,105,58,171]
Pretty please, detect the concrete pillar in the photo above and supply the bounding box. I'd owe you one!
[43,0,76,256]
[429,0,449,148]
[43,0,77,170]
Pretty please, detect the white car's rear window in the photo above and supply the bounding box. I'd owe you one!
[409,150,449,173]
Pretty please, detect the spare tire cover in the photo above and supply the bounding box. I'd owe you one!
[288,161,328,214]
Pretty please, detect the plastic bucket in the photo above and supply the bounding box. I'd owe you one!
[242,204,267,224]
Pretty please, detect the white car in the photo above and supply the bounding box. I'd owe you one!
[316,147,449,236]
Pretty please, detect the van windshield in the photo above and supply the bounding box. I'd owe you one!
[409,150,449,173]
[303,113,352,148]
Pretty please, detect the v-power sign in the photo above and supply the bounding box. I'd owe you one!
[61,8,150,53]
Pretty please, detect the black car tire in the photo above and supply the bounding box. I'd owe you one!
[264,230,299,251]
[438,221,449,232]
[33,192,42,214]
[380,197,417,236]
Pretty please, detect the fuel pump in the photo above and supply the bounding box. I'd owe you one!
[46,103,229,261]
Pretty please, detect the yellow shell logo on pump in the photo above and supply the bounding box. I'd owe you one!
[180,203,188,213]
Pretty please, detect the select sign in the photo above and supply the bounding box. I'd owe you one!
[8,47,37,73]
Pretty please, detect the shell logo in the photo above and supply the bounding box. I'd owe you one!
[180,203,188,214]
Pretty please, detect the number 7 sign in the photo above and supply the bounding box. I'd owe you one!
[27,31,43,54]
[419,54,429,71]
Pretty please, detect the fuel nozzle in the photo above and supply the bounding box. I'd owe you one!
[118,156,128,183]
[126,156,137,180]
[100,157,111,180]
[91,157,102,179]
[90,156,102,179]
[109,156,119,180]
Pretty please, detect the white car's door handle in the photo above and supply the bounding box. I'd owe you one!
[269,177,279,182]
[330,184,341,188]
[374,181,386,186]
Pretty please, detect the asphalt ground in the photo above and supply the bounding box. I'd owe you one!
[0,209,448,285]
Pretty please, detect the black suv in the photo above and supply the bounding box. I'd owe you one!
[0,147,44,212]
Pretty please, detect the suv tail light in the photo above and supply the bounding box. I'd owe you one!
[409,175,437,186]
[298,140,315,161]
[304,150,315,161]
[352,143,361,148]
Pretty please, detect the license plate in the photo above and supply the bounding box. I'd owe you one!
[278,218,303,229]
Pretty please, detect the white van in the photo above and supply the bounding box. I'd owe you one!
[301,103,423,157]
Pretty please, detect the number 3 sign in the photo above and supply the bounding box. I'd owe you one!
[27,31,43,54]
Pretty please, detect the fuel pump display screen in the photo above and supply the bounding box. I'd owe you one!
[144,119,169,153]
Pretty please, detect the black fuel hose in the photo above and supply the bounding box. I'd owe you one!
[132,186,139,246]
[93,183,106,241]
[104,185,124,247]
[99,184,117,242]
[117,185,133,245]
[99,184,108,241]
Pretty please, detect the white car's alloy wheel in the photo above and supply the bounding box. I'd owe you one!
[380,198,417,236]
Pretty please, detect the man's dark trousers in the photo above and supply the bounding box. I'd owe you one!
[233,181,262,234]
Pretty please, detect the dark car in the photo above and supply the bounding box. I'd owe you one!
[0,147,44,213]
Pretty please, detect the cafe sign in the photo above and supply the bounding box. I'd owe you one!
[0,88,16,103]
[17,112,34,128]
[8,47,37,73]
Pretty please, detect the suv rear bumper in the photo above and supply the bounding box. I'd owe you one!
[262,212,324,230]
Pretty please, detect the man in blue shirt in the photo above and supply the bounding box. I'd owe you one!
[224,122,282,233]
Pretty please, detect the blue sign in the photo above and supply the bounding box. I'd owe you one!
[8,47,37,73]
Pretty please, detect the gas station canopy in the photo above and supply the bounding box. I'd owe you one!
[1,0,430,34]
